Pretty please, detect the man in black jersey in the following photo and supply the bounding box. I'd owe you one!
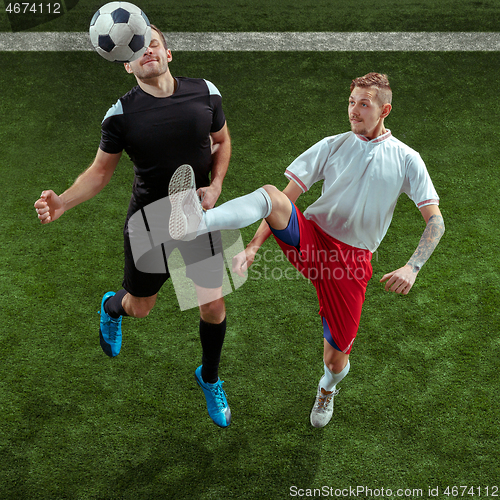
[34,26,233,428]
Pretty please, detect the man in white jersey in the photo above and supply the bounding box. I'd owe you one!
[168,73,445,428]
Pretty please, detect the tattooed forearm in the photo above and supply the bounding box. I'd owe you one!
[406,214,445,272]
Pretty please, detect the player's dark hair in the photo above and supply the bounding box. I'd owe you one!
[150,24,168,49]
[351,73,392,106]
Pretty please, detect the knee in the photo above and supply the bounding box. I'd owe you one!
[324,354,349,375]
[262,184,279,195]
[125,296,156,319]
[262,185,281,205]
[129,304,153,318]
[262,184,292,221]
[326,361,343,374]
[200,298,226,324]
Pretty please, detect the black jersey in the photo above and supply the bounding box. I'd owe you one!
[100,77,226,216]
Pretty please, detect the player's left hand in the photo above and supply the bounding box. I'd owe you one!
[197,186,220,210]
[380,264,418,295]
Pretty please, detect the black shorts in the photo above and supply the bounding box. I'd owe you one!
[122,221,224,298]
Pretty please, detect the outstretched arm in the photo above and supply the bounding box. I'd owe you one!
[380,204,445,294]
[34,149,122,224]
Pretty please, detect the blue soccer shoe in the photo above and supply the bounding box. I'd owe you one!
[195,365,231,428]
[99,291,122,357]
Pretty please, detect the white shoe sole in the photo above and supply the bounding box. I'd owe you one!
[168,164,198,241]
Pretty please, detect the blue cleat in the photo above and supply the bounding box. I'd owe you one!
[195,365,231,428]
[99,291,122,358]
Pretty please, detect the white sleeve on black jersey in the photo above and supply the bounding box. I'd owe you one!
[100,99,126,154]
[204,79,226,133]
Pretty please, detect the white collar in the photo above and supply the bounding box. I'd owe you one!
[355,129,392,144]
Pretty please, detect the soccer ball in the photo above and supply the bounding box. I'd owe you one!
[89,2,151,63]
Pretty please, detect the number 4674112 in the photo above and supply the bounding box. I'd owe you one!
[5,3,61,14]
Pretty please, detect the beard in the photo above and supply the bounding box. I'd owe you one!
[134,58,169,81]
[350,120,368,136]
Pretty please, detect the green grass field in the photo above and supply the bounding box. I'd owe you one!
[1,1,499,499]
[1,0,500,32]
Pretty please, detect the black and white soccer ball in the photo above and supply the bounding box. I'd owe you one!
[89,2,151,63]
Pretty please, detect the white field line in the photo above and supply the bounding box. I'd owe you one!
[0,31,499,51]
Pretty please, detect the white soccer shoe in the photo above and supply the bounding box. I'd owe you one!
[310,386,339,428]
[168,164,206,241]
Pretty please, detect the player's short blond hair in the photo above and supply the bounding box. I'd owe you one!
[351,73,392,106]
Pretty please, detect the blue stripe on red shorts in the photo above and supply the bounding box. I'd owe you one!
[269,201,300,248]
[322,317,341,351]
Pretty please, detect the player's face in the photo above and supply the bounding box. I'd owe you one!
[125,31,171,80]
[348,87,389,139]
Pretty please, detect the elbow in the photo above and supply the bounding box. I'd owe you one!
[430,214,445,240]
[438,215,445,237]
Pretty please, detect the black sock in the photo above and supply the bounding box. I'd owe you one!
[199,317,227,384]
[104,289,129,318]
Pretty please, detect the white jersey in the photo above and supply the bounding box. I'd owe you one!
[285,130,439,252]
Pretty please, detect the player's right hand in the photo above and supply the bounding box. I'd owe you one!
[34,190,65,224]
[232,248,257,277]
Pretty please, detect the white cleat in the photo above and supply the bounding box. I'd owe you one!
[168,164,206,241]
[310,386,339,428]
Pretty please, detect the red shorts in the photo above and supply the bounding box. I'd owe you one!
[272,205,372,354]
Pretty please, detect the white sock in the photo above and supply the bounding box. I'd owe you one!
[202,187,272,233]
[319,360,350,392]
